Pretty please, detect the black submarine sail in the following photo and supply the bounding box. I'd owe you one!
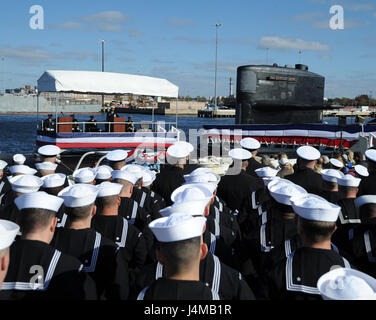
[236,63,325,124]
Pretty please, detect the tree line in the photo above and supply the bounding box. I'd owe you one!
[327,95,375,107]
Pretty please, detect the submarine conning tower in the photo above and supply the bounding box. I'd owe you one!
[236,63,325,124]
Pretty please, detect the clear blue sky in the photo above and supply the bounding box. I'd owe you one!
[0,0,375,98]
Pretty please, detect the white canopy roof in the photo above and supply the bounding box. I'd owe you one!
[37,70,179,98]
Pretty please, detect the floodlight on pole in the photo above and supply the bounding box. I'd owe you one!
[214,23,221,110]
[101,40,105,109]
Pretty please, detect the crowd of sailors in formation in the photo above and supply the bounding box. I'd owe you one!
[1,139,376,300]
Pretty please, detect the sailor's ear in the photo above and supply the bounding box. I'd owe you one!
[50,216,58,233]
[116,196,121,207]
[91,204,97,217]
[200,242,208,261]
[204,205,210,217]
[156,248,165,265]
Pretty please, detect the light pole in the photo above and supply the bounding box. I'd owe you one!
[214,23,221,109]
[101,40,105,109]
[1,57,4,95]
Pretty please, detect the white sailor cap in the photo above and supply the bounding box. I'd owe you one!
[173,141,194,153]
[0,219,19,250]
[0,160,7,170]
[106,149,128,162]
[41,173,66,188]
[262,176,281,187]
[73,168,96,184]
[142,169,156,187]
[38,145,61,157]
[184,170,220,185]
[95,165,113,181]
[279,158,290,166]
[149,213,206,243]
[330,158,344,169]
[354,195,376,208]
[121,164,145,180]
[9,175,43,193]
[171,183,214,204]
[13,154,26,164]
[296,146,321,161]
[228,148,252,161]
[337,174,361,187]
[9,165,37,176]
[184,167,220,183]
[365,149,376,163]
[255,166,279,178]
[35,162,58,172]
[268,180,307,206]
[111,169,138,185]
[167,141,194,159]
[160,199,209,217]
[317,268,376,300]
[290,193,341,222]
[355,165,369,177]
[96,182,123,198]
[240,137,260,150]
[15,191,64,213]
[58,184,99,208]
[321,169,345,183]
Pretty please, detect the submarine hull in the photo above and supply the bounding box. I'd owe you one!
[236,64,325,124]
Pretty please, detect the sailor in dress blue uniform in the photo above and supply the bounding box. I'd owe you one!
[240,138,265,178]
[358,149,376,196]
[265,193,351,300]
[217,148,263,236]
[40,173,68,228]
[137,213,221,300]
[35,161,58,178]
[345,195,376,278]
[331,174,362,250]
[111,169,154,259]
[152,141,194,207]
[285,146,324,196]
[106,149,128,171]
[0,175,43,223]
[52,184,130,300]
[160,183,240,270]
[320,169,344,204]
[0,160,11,204]
[0,191,97,300]
[0,219,19,290]
[91,181,148,279]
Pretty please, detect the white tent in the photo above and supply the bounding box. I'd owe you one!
[37,70,179,98]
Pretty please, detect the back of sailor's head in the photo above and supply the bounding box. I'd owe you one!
[111,170,137,197]
[58,184,98,223]
[15,191,63,236]
[149,213,207,274]
[355,195,376,221]
[290,193,340,243]
[95,182,123,210]
[106,150,128,167]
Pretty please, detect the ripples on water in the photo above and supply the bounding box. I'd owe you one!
[0,113,359,155]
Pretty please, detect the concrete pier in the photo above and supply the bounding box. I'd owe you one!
[197,109,235,118]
